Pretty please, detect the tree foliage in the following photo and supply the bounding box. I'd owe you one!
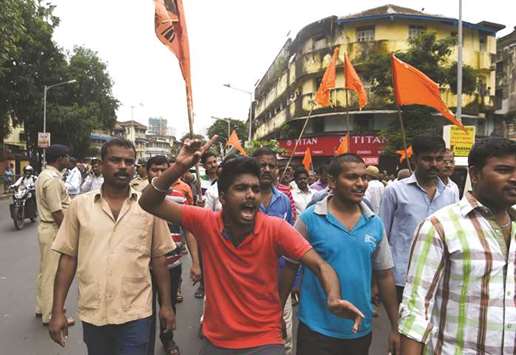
[0,0,118,163]
[358,32,479,151]
[207,118,247,145]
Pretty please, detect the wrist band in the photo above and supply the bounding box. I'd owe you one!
[150,177,171,194]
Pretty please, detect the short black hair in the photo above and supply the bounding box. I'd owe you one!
[252,147,276,160]
[101,138,136,160]
[146,155,170,171]
[317,164,328,175]
[200,151,217,165]
[218,156,260,193]
[294,167,308,180]
[412,136,445,156]
[46,144,70,163]
[328,153,365,178]
[468,137,516,170]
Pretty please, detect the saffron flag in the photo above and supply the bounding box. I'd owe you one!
[391,54,464,128]
[302,147,312,172]
[226,130,247,156]
[314,47,339,107]
[335,134,350,155]
[396,145,413,163]
[155,0,193,109]
[344,53,367,109]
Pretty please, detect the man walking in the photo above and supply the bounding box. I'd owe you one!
[64,157,82,198]
[292,154,399,355]
[291,167,315,217]
[48,138,175,355]
[400,138,516,354]
[35,144,74,326]
[380,136,458,303]
[146,155,197,355]
[139,138,364,355]
[252,147,296,354]
[80,158,103,193]
[440,148,460,200]
[364,165,385,214]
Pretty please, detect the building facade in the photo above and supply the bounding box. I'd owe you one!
[148,117,169,136]
[251,5,505,167]
[496,27,516,139]
[116,120,148,160]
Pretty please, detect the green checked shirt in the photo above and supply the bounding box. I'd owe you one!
[399,193,516,355]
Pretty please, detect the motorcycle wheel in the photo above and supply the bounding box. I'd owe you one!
[13,206,25,230]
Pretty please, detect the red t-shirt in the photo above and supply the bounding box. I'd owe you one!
[180,205,312,349]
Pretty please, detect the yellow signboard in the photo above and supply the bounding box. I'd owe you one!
[449,126,476,157]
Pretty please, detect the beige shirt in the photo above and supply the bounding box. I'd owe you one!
[130,176,149,192]
[36,165,71,223]
[51,188,174,326]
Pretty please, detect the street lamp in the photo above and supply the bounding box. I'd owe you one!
[223,83,253,143]
[42,79,77,166]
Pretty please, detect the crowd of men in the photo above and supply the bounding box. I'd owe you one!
[26,133,514,355]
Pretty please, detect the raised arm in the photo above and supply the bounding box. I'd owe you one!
[138,136,217,224]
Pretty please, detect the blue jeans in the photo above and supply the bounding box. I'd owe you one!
[83,317,152,355]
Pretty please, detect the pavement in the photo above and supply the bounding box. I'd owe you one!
[0,198,390,354]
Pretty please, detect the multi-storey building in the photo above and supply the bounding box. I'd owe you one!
[496,27,516,139]
[148,117,169,136]
[116,120,148,160]
[251,4,505,167]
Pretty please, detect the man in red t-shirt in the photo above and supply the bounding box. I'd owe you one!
[139,138,364,354]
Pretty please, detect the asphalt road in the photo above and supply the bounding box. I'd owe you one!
[0,198,390,354]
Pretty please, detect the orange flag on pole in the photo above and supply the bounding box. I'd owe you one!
[391,54,464,129]
[314,47,339,107]
[302,147,312,172]
[155,0,193,110]
[226,130,247,156]
[396,145,413,163]
[335,134,350,155]
[344,53,367,110]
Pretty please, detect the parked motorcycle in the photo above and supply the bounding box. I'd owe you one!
[9,184,37,230]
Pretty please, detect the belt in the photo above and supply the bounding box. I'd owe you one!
[40,220,56,224]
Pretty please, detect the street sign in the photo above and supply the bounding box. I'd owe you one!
[38,132,51,148]
[443,125,476,157]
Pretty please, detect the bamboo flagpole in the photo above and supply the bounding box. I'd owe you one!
[281,102,315,180]
[396,107,412,173]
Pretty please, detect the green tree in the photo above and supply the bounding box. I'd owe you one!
[359,32,478,151]
[0,1,119,162]
[207,118,246,145]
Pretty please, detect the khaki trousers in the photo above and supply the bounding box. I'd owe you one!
[36,222,60,323]
[283,295,293,355]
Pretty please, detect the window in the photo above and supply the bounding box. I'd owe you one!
[479,32,487,52]
[408,25,426,40]
[356,27,375,42]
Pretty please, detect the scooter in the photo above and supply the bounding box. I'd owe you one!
[9,184,37,230]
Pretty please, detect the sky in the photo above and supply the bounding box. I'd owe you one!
[51,0,516,138]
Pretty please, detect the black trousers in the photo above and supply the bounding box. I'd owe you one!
[296,322,372,355]
[147,264,182,355]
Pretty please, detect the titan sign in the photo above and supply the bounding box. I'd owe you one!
[278,134,386,164]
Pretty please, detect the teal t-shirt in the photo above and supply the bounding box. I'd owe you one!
[298,201,392,339]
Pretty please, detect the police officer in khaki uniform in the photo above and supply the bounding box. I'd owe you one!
[35,144,74,326]
[130,159,149,192]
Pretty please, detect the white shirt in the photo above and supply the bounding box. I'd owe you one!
[442,177,460,201]
[65,167,83,196]
[364,179,385,214]
[291,187,315,217]
[205,181,222,212]
[12,175,37,190]
[81,174,104,193]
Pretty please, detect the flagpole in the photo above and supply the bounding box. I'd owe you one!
[345,89,351,138]
[185,85,203,201]
[281,101,315,180]
[397,107,412,174]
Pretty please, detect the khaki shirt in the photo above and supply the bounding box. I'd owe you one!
[51,188,174,326]
[130,176,149,192]
[36,165,71,223]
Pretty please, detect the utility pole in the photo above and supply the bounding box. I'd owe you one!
[456,0,463,122]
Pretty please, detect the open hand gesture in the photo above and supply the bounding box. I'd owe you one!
[176,136,218,169]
